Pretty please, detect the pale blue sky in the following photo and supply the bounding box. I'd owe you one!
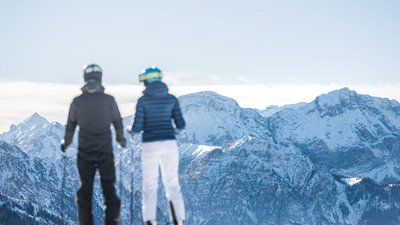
[1,0,399,85]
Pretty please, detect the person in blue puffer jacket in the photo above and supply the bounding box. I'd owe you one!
[129,66,185,225]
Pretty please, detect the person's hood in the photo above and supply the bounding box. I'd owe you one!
[81,80,105,93]
[143,81,168,97]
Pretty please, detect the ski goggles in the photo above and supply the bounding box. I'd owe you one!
[83,64,102,74]
[139,72,163,82]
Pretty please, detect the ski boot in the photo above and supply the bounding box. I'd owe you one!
[145,220,157,225]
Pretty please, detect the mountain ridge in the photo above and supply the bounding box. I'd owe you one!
[1,87,400,225]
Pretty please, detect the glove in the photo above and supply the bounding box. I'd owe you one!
[60,139,67,153]
[118,138,127,148]
[130,133,139,142]
[126,125,132,133]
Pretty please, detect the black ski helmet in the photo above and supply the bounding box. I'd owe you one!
[83,64,102,82]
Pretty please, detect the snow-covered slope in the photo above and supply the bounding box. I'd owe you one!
[267,88,400,149]
[179,91,268,146]
[266,88,400,183]
[1,113,65,160]
[180,136,400,225]
[1,88,400,225]
[0,140,78,225]
[258,102,307,118]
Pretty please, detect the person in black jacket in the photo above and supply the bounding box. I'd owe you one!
[61,64,126,225]
[129,67,185,225]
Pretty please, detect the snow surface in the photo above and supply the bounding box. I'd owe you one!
[258,102,307,118]
[192,145,221,157]
[343,177,363,186]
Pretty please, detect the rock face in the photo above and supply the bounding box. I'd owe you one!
[1,88,399,225]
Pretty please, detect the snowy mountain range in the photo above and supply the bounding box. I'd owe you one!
[1,87,400,225]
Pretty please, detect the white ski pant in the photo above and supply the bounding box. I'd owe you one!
[141,140,185,222]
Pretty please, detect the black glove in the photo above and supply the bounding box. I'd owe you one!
[119,138,127,148]
[60,139,68,153]
[61,143,67,153]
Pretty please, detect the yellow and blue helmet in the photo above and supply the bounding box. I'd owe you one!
[139,66,163,83]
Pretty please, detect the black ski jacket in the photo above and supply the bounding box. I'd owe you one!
[64,83,124,155]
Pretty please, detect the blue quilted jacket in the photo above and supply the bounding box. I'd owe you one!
[131,81,185,142]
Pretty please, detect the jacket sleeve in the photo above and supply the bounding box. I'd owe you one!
[64,99,78,146]
[172,98,185,130]
[131,99,144,133]
[110,97,125,143]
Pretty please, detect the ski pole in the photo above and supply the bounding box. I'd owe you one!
[61,153,67,225]
[129,143,135,225]
[117,144,123,224]
[169,201,178,225]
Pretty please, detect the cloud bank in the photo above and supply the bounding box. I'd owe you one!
[1,81,399,133]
